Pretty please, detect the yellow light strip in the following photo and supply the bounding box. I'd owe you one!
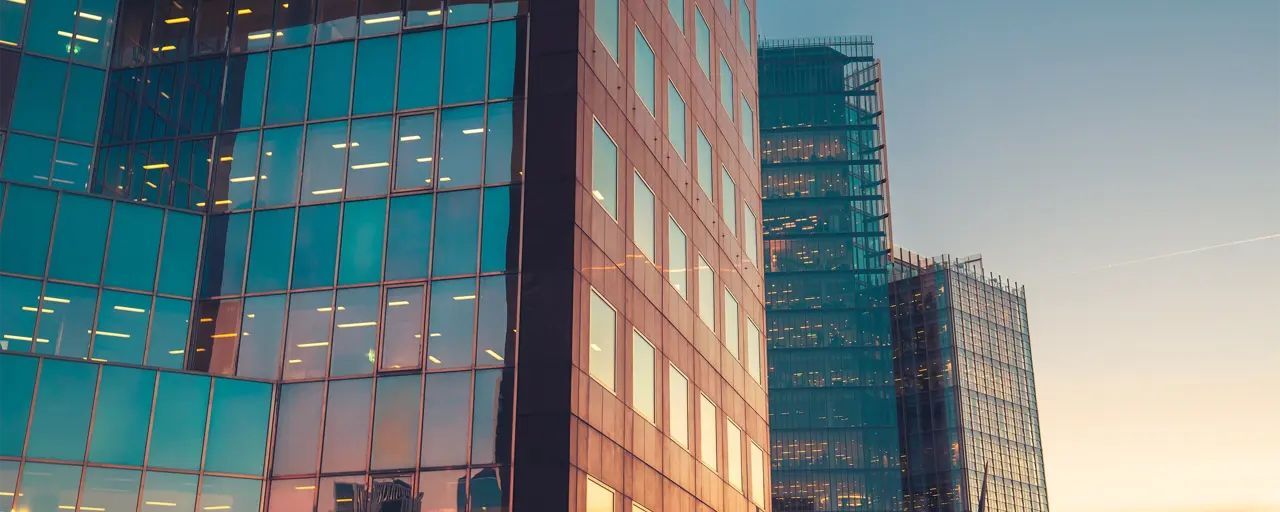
[146,502,178,507]
[416,157,433,162]
[90,330,131,338]
[114,305,147,313]
[41,296,71,303]
[462,128,485,134]
[247,32,272,40]
[387,300,410,306]
[311,188,343,195]
[337,321,377,329]
[236,8,252,14]
[209,333,238,339]
[399,135,421,141]
[350,162,389,170]
[453,295,476,301]
[485,349,504,361]
[22,307,54,313]
[363,15,401,24]
[165,16,191,24]
[142,163,169,169]
[76,11,103,20]
[297,342,329,348]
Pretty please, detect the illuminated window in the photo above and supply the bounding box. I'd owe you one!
[749,441,765,506]
[586,477,614,512]
[669,364,689,449]
[668,217,688,299]
[589,290,617,391]
[592,120,618,219]
[634,172,656,262]
[633,330,656,423]
[726,419,743,491]
[699,394,717,471]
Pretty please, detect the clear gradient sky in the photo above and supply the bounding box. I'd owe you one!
[756,2,1280,511]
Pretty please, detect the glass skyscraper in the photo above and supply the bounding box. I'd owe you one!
[890,250,1050,512]
[757,37,901,511]
[0,0,770,511]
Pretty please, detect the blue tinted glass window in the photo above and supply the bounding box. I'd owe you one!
[594,0,617,59]
[14,463,82,512]
[73,0,119,65]
[635,28,655,115]
[395,113,436,189]
[385,194,433,280]
[201,213,250,297]
[695,9,710,78]
[590,120,617,218]
[406,0,442,26]
[668,81,686,160]
[329,286,379,376]
[61,64,106,143]
[51,141,93,191]
[447,0,487,25]
[158,211,202,297]
[146,297,192,368]
[668,0,684,31]
[282,290,333,380]
[292,204,340,288]
[27,359,98,461]
[81,468,142,512]
[475,276,513,365]
[720,55,734,119]
[89,366,155,466]
[471,368,505,464]
[339,200,386,285]
[211,131,262,211]
[0,186,56,276]
[188,297,240,376]
[0,134,55,187]
[442,24,487,104]
[206,379,272,475]
[398,30,442,110]
[371,374,422,470]
[432,189,480,276]
[494,0,521,16]
[93,290,153,364]
[437,105,485,188]
[229,0,275,52]
[35,283,98,358]
[316,0,357,43]
[309,42,355,120]
[300,121,348,200]
[353,36,397,115]
[489,20,518,99]
[47,194,109,284]
[140,471,198,512]
[358,0,401,36]
[0,355,37,456]
[272,381,323,476]
[0,278,42,353]
[199,476,262,512]
[321,378,372,473]
[0,461,12,511]
[739,0,751,48]
[427,278,476,370]
[346,116,392,197]
[0,1,24,50]
[697,128,713,199]
[237,294,287,379]
[275,0,315,47]
[266,47,312,125]
[741,94,754,155]
[484,102,516,184]
[149,372,210,470]
[104,203,163,291]
[246,208,296,293]
[10,55,65,136]
[382,286,425,370]
[480,185,516,273]
[257,126,305,207]
[420,370,470,467]
[222,53,268,130]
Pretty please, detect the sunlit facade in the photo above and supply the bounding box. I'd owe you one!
[0,0,767,511]
[890,250,1050,512]
[757,36,901,511]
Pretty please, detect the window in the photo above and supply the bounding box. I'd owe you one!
[438,105,485,188]
[372,374,422,470]
[310,42,355,119]
[420,371,471,467]
[634,28,655,115]
[667,0,684,31]
[104,203,163,291]
[321,378,373,473]
[633,330,656,423]
[48,194,108,285]
[696,128,713,198]
[398,31,442,110]
[669,364,689,449]
[726,419,743,491]
[589,289,617,391]
[257,126,305,207]
[338,199,387,284]
[396,113,437,189]
[668,217,688,299]
[699,394,717,471]
[490,20,520,100]
[695,9,710,79]
[750,441,766,507]
[382,285,425,370]
[89,367,154,466]
[149,372,210,470]
[485,103,519,184]
[667,81,686,160]
[634,172,656,262]
[205,378,272,476]
[739,0,752,50]
[345,117,392,197]
[81,468,142,512]
[14,464,83,512]
[198,476,261,512]
[272,382,323,476]
[476,276,515,364]
[696,256,715,330]
[595,0,618,59]
[746,318,761,382]
[720,55,734,120]
[742,94,755,156]
[427,278,478,370]
[27,359,96,461]
[721,166,737,236]
[291,204,340,289]
[471,369,506,464]
[592,120,618,219]
[139,471,198,512]
[586,477,614,512]
[354,36,397,114]
[266,47,310,125]
[432,189,481,276]
[743,205,759,267]
[443,24,489,105]
[386,194,434,280]
[724,289,740,359]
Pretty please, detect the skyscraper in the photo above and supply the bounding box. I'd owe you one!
[890,250,1050,512]
[757,37,902,511]
[0,0,769,510]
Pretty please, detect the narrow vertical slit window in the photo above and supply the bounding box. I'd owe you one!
[588,289,617,392]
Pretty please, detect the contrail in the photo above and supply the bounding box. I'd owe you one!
[1078,232,1280,273]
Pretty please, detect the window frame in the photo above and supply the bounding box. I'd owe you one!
[588,288,618,393]
[633,170,656,263]
[591,118,619,220]
[632,329,657,424]
[699,393,718,472]
[668,363,690,450]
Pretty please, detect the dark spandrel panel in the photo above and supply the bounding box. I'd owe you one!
[266,47,312,125]
[206,378,272,475]
[221,52,268,130]
[275,0,316,47]
[200,212,251,297]
[272,382,324,476]
[381,285,425,370]
[338,199,387,285]
[92,290,154,364]
[397,30,442,110]
[493,0,525,17]
[308,42,354,120]
[417,470,465,512]
[1,134,55,187]
[100,69,139,144]
[474,275,514,365]
[329,286,379,376]
[14,463,83,512]
[384,193,433,280]
[140,471,198,512]
[447,0,489,25]
[149,372,210,470]
[353,36,398,115]
[229,0,275,53]
[10,54,64,137]
[281,290,333,380]
[420,370,471,467]
[437,105,485,188]
[483,102,518,184]
[113,0,152,66]
[469,466,507,511]
[198,476,262,512]
[406,0,443,27]
[442,23,487,104]
[136,63,181,140]
[432,189,480,276]
[80,468,142,512]
[0,185,55,277]
[256,126,304,207]
[0,354,38,456]
[0,51,21,132]
[291,203,340,288]
[194,0,231,55]
[395,112,437,189]
[27,358,97,461]
[47,193,109,285]
[316,0,358,43]
[189,298,242,375]
[88,366,155,466]
[104,202,163,291]
[480,185,518,272]
[34,282,98,358]
[246,208,296,293]
[345,116,393,198]
[157,210,203,297]
[300,120,349,200]
[371,374,424,470]
[318,476,366,512]
[321,377,373,473]
[236,294,287,379]
[147,297,193,368]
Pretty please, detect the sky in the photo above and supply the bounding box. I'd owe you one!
[756,1,1280,511]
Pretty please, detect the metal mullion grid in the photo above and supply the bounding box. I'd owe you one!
[27,186,69,353]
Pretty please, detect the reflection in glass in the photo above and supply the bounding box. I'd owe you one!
[275,0,316,47]
[634,173,656,261]
[700,394,718,471]
[35,282,98,358]
[330,286,379,376]
[211,131,262,211]
[668,218,688,299]
[396,113,437,189]
[316,0,357,42]
[339,199,387,284]
[386,194,434,280]
[695,9,710,78]
[246,208,296,293]
[669,364,689,449]
[140,471,198,512]
[744,206,759,266]
[318,475,365,512]
[158,211,202,297]
[10,55,64,137]
[149,372,210,470]
[668,82,686,160]
[309,42,355,120]
[724,289,739,358]
[0,186,55,277]
[720,55,734,119]
[632,331,655,423]
[745,319,761,382]
[301,121,349,200]
[484,102,518,184]
[51,142,93,191]
[475,276,514,365]
[198,476,262,512]
[635,28,655,114]
[697,128,713,198]
[697,256,715,330]
[145,297,190,368]
[206,379,272,475]
[27,359,97,461]
[382,286,425,370]
[282,290,334,380]
[432,190,480,276]
[595,0,617,59]
[448,0,488,25]
[321,378,372,473]
[420,370,471,467]
[268,479,317,512]
[359,0,401,36]
[104,202,163,292]
[14,463,82,512]
[406,0,443,26]
[481,185,517,272]
[372,375,423,470]
[418,470,465,512]
[230,0,274,51]
[189,299,242,375]
[437,105,485,188]
[47,194,109,284]
[586,478,613,512]
[222,53,267,130]
[588,290,616,391]
[273,382,324,476]
[0,278,41,353]
[471,369,505,464]
[292,204,341,289]
[489,20,519,99]
[726,419,743,490]
[256,126,304,207]
[1,134,56,188]
[90,366,155,466]
[399,30,442,110]
[93,290,152,364]
[750,441,765,506]
[742,95,755,155]
[427,279,477,370]
[591,121,617,218]
[346,117,393,197]
[81,467,142,512]
[0,355,37,456]
[442,23,488,104]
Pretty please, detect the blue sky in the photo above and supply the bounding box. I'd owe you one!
[756,1,1280,511]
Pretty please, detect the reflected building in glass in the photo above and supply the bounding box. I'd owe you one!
[0,0,769,511]
[757,36,901,511]
[890,250,1050,512]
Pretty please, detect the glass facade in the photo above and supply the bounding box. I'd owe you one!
[890,251,1050,512]
[758,36,901,511]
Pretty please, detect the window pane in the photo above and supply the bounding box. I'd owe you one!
[432,190,480,276]
[346,116,392,197]
[695,9,710,78]
[720,55,734,120]
[385,194,433,280]
[0,355,37,456]
[93,290,152,364]
[158,211,202,297]
[140,471,198,512]
[28,359,97,461]
[398,30,442,109]
[206,379,272,475]
[489,20,519,99]
[200,213,250,297]
[229,0,275,52]
[358,0,401,36]
[282,290,333,380]
[586,478,613,512]
[745,318,761,382]
[437,105,485,188]
[292,204,340,288]
[372,374,423,470]
[48,194,109,284]
[275,0,315,46]
[0,186,55,277]
[739,0,751,49]
[743,205,758,266]
[395,112,436,189]
[591,121,617,218]
[475,276,514,365]
[235,294,285,379]
[268,479,316,512]
[633,172,655,262]
[697,256,714,330]
[669,365,688,448]
[149,372,210,470]
[1,134,55,187]
[257,125,305,207]
[418,470,465,512]
[632,331,655,423]
[420,370,470,467]
[338,199,387,284]
[14,463,82,512]
[104,202,163,291]
[81,468,142,512]
[52,141,93,191]
[726,419,743,490]
[301,120,349,200]
[700,395,717,471]
[668,218,687,299]
[443,24,487,104]
[588,290,616,391]
[353,36,397,115]
[741,95,755,155]
[480,185,517,272]
[0,278,42,353]
[266,47,312,124]
[721,167,737,235]
[316,0,358,42]
[382,286,425,370]
[749,441,765,506]
[667,0,683,32]
[35,283,97,358]
[221,53,267,130]
[330,286,379,376]
[198,476,262,512]
[484,102,518,184]
[723,289,739,359]
[88,366,154,466]
[317,476,365,512]
[471,368,505,464]
[246,208,296,293]
[272,382,324,476]
[190,299,240,375]
[309,42,355,120]
[595,0,617,59]
[321,378,373,473]
[10,55,64,137]
[427,278,477,370]
[147,297,192,368]
[210,131,261,211]
[667,82,686,160]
